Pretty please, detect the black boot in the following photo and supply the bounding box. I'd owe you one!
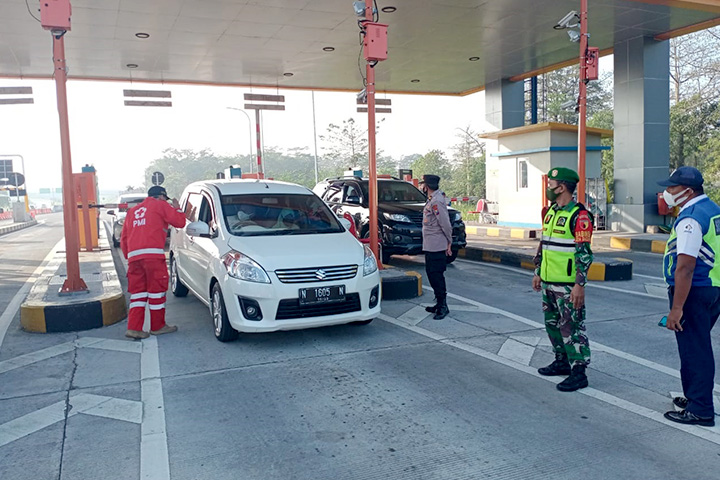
[433,298,449,320]
[557,364,588,392]
[537,358,571,376]
[425,298,439,313]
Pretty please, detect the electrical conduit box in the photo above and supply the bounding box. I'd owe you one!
[585,47,599,81]
[363,23,388,61]
[40,0,72,31]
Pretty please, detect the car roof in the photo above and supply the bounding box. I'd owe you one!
[118,193,147,201]
[190,179,315,196]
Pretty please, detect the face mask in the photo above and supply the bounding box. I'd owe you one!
[546,186,561,201]
[662,188,691,207]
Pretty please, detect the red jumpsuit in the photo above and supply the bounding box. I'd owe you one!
[120,197,186,332]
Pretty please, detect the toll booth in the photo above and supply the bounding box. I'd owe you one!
[74,168,99,250]
[481,122,611,228]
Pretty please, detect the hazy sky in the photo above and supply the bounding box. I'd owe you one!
[0,78,486,193]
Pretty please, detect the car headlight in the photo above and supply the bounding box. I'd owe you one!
[117,218,125,226]
[383,212,412,223]
[222,250,271,283]
[363,244,378,276]
[453,211,462,222]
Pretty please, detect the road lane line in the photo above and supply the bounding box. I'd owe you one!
[378,313,720,443]
[140,336,170,480]
[0,400,67,448]
[432,285,720,395]
[0,238,65,350]
[497,338,536,365]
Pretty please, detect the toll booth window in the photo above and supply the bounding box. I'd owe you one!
[518,159,528,190]
[185,193,203,223]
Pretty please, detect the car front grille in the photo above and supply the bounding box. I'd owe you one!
[276,293,361,320]
[406,212,424,226]
[275,265,358,284]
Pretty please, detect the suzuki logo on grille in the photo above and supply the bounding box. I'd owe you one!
[315,269,327,280]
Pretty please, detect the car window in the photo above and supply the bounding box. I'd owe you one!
[377,181,426,203]
[198,195,218,231]
[344,184,362,202]
[221,194,343,236]
[323,184,344,204]
[185,193,203,223]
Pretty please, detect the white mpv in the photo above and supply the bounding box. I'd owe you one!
[170,180,381,341]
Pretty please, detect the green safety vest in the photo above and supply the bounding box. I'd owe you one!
[541,204,580,284]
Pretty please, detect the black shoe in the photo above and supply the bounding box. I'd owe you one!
[433,301,449,320]
[664,409,715,427]
[557,365,588,392]
[425,304,439,313]
[673,396,689,410]
[537,359,571,376]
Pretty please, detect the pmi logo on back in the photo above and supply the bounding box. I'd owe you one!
[133,207,147,227]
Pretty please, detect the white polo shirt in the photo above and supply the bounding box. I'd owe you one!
[674,194,707,257]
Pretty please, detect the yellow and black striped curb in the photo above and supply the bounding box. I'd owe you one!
[380,269,422,300]
[21,236,127,333]
[458,246,632,281]
[0,219,37,237]
[465,225,540,240]
[592,235,666,254]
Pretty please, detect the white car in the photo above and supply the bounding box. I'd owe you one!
[107,193,148,247]
[170,179,381,341]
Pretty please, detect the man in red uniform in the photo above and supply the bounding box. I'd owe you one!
[121,186,187,339]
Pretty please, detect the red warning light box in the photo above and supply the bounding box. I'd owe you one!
[363,23,388,61]
[40,0,72,31]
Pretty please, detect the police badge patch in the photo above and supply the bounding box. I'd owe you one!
[556,216,567,227]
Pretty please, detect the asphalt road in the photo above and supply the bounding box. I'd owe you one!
[1,223,720,479]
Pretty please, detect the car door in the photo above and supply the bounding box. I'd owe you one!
[178,192,204,294]
[185,191,221,303]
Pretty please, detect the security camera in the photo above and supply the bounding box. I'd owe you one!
[357,87,367,104]
[567,30,581,42]
[554,10,578,29]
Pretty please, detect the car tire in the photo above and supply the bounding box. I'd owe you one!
[446,249,459,264]
[170,256,189,297]
[112,235,120,248]
[211,283,239,342]
[351,319,374,326]
[381,250,392,265]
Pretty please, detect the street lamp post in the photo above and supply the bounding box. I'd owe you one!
[226,107,254,173]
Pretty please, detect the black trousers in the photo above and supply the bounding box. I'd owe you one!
[669,285,720,417]
[425,251,447,302]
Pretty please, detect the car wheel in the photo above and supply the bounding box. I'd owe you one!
[112,235,120,248]
[211,283,238,342]
[446,249,459,264]
[170,256,189,297]
[351,319,374,326]
[381,250,392,265]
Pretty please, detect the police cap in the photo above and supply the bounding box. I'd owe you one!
[419,174,440,189]
[148,186,168,198]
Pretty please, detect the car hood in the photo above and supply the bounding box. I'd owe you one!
[226,231,366,271]
[379,202,459,215]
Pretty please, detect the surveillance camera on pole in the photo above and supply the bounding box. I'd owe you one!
[554,10,579,29]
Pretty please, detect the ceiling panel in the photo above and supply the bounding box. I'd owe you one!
[0,0,718,94]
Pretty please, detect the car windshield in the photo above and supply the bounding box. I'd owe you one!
[221,193,344,237]
[118,195,146,212]
[372,181,426,203]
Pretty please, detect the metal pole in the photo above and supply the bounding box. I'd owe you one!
[255,109,263,178]
[577,0,588,204]
[53,32,87,293]
[530,77,538,125]
[311,91,319,184]
[365,0,380,267]
[226,107,254,173]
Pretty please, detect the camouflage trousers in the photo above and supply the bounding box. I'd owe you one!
[542,284,591,367]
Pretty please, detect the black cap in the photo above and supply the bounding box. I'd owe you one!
[419,174,440,189]
[148,186,168,197]
[657,166,704,188]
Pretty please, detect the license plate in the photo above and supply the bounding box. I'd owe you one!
[299,285,345,305]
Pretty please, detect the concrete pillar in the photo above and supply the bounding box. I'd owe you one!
[612,36,669,232]
[485,79,525,131]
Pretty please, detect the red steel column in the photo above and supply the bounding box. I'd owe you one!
[577,0,588,204]
[366,0,380,267]
[255,109,263,179]
[54,33,87,293]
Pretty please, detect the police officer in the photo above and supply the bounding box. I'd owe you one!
[532,167,594,391]
[421,174,453,320]
[659,166,720,427]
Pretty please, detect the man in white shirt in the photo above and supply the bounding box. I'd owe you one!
[659,166,720,427]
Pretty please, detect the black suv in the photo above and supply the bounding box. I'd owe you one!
[313,176,467,264]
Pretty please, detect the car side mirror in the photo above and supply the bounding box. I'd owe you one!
[186,220,210,237]
[346,195,361,205]
[106,209,115,216]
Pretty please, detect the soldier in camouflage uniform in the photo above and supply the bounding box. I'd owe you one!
[532,167,594,392]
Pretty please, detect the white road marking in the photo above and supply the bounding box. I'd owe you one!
[378,313,720,441]
[74,394,143,424]
[498,338,537,365]
[397,305,431,326]
[0,399,67,448]
[0,238,65,350]
[434,285,720,395]
[644,283,667,298]
[0,341,76,375]
[635,273,664,280]
[140,336,170,480]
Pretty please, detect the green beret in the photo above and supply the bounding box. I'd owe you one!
[547,167,579,183]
